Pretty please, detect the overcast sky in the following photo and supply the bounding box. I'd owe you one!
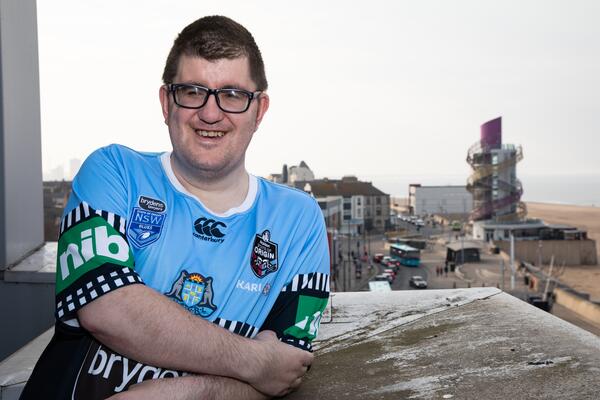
[37,0,600,184]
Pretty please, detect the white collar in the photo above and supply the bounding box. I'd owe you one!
[160,152,257,217]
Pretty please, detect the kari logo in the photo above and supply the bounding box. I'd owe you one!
[236,279,270,295]
[250,230,278,278]
[165,270,217,317]
[193,217,226,243]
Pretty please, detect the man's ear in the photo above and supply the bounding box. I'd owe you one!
[159,85,170,125]
[254,93,270,129]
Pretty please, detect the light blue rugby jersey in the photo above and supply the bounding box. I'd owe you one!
[59,144,330,349]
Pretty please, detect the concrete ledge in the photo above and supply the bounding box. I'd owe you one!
[294,288,600,399]
[554,287,600,325]
[0,329,53,400]
[3,288,600,399]
[3,243,56,284]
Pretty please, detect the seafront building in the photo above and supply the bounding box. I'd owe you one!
[408,184,473,217]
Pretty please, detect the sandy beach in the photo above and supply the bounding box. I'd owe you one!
[526,202,600,301]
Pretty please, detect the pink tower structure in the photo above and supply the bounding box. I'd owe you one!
[466,117,525,222]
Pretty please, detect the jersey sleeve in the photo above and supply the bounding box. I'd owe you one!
[54,146,144,325]
[260,199,330,352]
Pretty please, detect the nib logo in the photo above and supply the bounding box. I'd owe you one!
[56,217,134,293]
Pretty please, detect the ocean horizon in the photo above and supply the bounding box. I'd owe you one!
[364,173,600,207]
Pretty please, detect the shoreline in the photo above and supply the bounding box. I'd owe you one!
[526,201,599,208]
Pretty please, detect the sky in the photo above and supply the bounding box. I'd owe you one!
[37,1,600,191]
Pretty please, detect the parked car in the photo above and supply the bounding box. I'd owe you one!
[373,274,393,284]
[373,253,384,263]
[381,271,394,283]
[384,268,396,279]
[409,275,428,289]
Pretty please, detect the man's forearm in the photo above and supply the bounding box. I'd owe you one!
[78,284,312,397]
[78,285,258,381]
[107,375,270,400]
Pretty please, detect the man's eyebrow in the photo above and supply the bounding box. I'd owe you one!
[179,82,247,90]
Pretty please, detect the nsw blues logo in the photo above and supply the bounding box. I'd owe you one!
[165,270,217,317]
[127,196,167,248]
[250,230,279,278]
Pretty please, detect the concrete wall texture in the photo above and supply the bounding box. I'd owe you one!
[496,239,598,266]
[0,281,54,361]
[0,0,44,269]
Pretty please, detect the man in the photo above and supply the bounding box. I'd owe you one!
[21,16,330,400]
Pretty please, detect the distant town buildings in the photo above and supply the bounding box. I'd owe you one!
[43,158,82,181]
[43,181,71,241]
[288,161,314,184]
[295,176,391,235]
[68,158,82,180]
[408,184,473,217]
[269,162,391,235]
[268,161,314,184]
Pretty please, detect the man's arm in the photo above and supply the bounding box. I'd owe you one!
[78,284,311,397]
[106,374,272,400]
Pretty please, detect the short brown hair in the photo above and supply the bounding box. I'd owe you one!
[162,16,268,90]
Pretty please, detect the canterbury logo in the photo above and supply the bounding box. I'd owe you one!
[193,217,227,243]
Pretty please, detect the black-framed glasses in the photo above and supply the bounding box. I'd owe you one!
[168,83,261,114]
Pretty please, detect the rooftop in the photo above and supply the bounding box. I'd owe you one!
[294,178,388,197]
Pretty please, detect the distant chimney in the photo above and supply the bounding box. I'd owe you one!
[282,164,288,183]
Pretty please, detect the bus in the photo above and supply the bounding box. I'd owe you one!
[389,243,421,267]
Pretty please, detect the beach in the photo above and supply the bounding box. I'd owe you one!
[526,202,600,301]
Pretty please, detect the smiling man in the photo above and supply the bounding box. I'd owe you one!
[21,16,330,400]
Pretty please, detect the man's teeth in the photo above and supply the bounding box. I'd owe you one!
[197,130,225,138]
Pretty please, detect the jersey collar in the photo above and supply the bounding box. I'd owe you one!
[160,152,257,217]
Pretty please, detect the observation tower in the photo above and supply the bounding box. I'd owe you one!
[466,117,526,222]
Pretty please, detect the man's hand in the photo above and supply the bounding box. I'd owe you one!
[246,330,313,397]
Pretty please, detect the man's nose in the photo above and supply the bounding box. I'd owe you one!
[198,93,223,123]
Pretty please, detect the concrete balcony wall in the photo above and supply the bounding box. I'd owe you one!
[0,0,44,269]
[2,288,600,399]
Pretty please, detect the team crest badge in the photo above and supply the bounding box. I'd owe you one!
[127,196,167,248]
[251,230,279,278]
[165,270,217,317]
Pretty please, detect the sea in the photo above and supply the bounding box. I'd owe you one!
[364,174,600,207]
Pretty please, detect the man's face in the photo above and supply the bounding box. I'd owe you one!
[160,55,269,181]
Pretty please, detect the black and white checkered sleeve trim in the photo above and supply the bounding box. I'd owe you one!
[59,201,126,237]
[281,336,313,352]
[213,318,259,338]
[55,265,143,321]
[281,272,330,294]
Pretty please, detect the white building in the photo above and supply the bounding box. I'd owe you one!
[288,161,314,184]
[408,185,473,216]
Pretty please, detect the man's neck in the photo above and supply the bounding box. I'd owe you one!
[170,155,249,215]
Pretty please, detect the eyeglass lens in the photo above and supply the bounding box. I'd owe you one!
[173,85,252,112]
